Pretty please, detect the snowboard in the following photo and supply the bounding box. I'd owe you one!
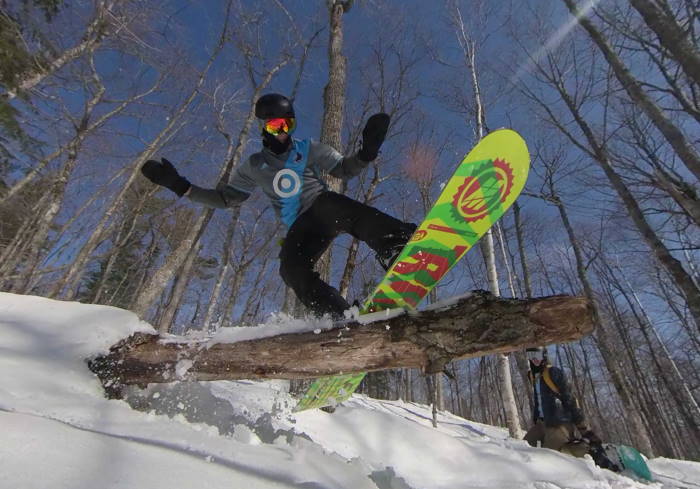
[294,128,530,412]
[605,444,654,481]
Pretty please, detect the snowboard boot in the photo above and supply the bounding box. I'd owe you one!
[376,243,406,271]
[590,443,621,473]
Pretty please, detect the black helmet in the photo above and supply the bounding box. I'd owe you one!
[255,93,294,119]
[526,346,547,373]
[526,346,547,363]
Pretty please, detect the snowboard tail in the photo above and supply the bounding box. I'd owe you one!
[294,129,530,412]
[294,373,365,412]
[615,444,653,481]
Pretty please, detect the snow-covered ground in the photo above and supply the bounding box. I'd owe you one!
[1,292,698,489]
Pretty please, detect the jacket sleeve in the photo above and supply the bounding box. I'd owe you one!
[187,183,251,209]
[187,162,256,209]
[310,141,370,180]
[550,367,585,426]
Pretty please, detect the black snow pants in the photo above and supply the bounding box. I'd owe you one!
[279,191,416,318]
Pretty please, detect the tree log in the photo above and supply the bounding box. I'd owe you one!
[88,291,594,397]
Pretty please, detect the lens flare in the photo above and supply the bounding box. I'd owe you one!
[511,0,602,85]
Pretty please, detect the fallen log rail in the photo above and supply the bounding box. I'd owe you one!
[88,291,594,397]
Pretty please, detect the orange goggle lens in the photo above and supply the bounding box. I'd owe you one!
[263,117,296,135]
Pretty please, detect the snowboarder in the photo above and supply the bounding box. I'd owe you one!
[140,93,416,319]
[523,346,602,458]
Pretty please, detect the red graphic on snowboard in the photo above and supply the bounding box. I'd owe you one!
[452,159,514,222]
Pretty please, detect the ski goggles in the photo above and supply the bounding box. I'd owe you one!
[262,117,296,136]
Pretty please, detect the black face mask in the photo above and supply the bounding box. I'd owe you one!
[530,361,544,374]
[262,130,291,155]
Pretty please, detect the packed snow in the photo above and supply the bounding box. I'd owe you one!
[1,292,698,489]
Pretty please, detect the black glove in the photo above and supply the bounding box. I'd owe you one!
[589,444,620,472]
[581,429,602,446]
[141,158,191,197]
[358,113,390,162]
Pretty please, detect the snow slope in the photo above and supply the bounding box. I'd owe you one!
[0,292,698,489]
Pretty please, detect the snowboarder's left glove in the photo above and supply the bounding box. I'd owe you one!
[358,113,390,162]
[141,158,191,197]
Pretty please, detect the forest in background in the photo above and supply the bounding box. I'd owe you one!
[1,0,698,460]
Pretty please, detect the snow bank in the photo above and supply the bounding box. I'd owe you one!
[1,293,697,489]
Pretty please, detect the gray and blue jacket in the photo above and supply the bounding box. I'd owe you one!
[188,138,370,228]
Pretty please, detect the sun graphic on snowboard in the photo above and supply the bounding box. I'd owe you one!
[452,158,514,223]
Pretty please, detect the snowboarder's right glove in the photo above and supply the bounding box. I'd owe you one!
[141,158,191,197]
[358,113,390,162]
[581,429,602,447]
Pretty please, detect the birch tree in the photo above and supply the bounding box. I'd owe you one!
[134,64,292,324]
[47,2,239,303]
[404,127,448,423]
[1,0,116,102]
[449,0,523,438]
[50,75,217,298]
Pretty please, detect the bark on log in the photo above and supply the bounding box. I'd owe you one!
[88,292,594,397]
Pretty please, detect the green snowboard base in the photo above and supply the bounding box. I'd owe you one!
[293,373,366,412]
[614,444,653,481]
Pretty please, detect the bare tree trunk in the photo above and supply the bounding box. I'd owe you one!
[223,268,246,325]
[91,232,125,304]
[92,195,150,304]
[482,232,524,438]
[12,51,106,293]
[315,0,351,290]
[511,202,535,405]
[320,0,349,187]
[553,195,655,456]
[432,377,439,428]
[338,239,359,300]
[202,214,239,329]
[653,168,700,226]
[450,0,522,437]
[240,247,279,324]
[13,199,59,292]
[627,0,700,87]
[600,283,674,456]
[529,52,700,332]
[405,368,413,403]
[1,0,115,102]
[0,196,47,287]
[52,72,219,298]
[157,242,201,334]
[338,166,382,298]
[132,59,286,318]
[562,0,700,181]
[610,260,700,443]
[579,340,608,437]
[474,46,521,438]
[127,233,159,307]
